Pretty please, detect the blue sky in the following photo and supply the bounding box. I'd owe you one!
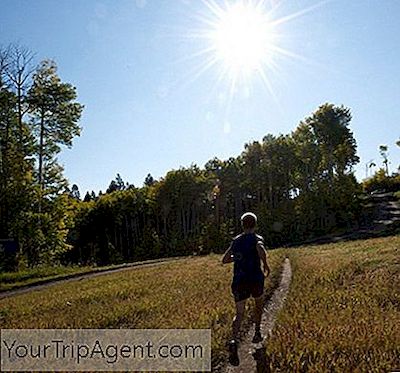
[1,0,399,194]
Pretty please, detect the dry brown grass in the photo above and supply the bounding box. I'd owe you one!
[265,235,400,372]
[0,252,286,370]
[5,237,396,372]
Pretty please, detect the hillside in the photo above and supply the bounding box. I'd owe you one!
[1,235,399,372]
[265,235,400,372]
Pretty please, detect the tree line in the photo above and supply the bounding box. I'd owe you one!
[1,45,362,269]
[65,105,361,265]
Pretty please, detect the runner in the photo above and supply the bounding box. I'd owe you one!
[221,212,270,366]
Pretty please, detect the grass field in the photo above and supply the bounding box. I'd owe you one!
[0,258,181,292]
[0,251,286,370]
[0,265,96,292]
[1,236,399,372]
[265,235,400,372]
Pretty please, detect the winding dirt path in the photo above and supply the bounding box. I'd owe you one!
[0,257,185,300]
[225,257,292,373]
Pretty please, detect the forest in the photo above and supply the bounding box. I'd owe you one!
[1,45,397,270]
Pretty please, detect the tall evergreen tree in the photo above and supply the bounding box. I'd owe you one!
[144,173,155,187]
[83,191,92,202]
[70,184,80,200]
[379,145,389,175]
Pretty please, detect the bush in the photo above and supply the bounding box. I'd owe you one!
[363,169,400,193]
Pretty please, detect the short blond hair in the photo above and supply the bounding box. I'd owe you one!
[241,212,257,229]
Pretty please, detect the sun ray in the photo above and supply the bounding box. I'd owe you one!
[268,44,331,71]
[202,0,227,19]
[192,0,283,90]
[171,0,328,124]
[270,0,330,27]
[257,67,278,103]
[268,44,311,63]
[182,57,219,88]
[171,46,217,66]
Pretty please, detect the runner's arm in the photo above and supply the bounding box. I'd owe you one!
[221,243,234,264]
[256,242,270,276]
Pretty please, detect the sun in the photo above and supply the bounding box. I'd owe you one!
[183,0,325,100]
[211,1,276,78]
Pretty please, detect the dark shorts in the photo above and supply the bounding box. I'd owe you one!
[231,280,264,302]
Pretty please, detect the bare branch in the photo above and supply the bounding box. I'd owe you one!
[0,45,11,89]
[4,44,36,95]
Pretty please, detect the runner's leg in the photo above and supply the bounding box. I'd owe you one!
[254,295,263,330]
[232,299,246,340]
[251,295,264,343]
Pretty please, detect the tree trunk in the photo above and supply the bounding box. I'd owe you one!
[17,84,23,146]
[0,115,10,236]
[38,109,45,214]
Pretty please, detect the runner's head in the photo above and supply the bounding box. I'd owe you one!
[241,212,257,230]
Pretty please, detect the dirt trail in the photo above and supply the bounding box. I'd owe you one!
[0,257,184,299]
[225,258,292,373]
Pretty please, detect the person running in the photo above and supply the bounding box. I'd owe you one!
[221,212,270,366]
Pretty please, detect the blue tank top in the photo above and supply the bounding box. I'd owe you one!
[231,233,264,284]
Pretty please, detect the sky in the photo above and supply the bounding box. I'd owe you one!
[1,0,399,195]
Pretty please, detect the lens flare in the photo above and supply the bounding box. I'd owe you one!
[211,1,276,77]
[182,0,327,101]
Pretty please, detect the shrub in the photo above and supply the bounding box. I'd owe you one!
[362,169,400,193]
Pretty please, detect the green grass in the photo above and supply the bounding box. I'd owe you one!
[0,258,181,292]
[0,265,96,291]
[0,252,286,370]
[265,235,400,372]
[3,236,397,371]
